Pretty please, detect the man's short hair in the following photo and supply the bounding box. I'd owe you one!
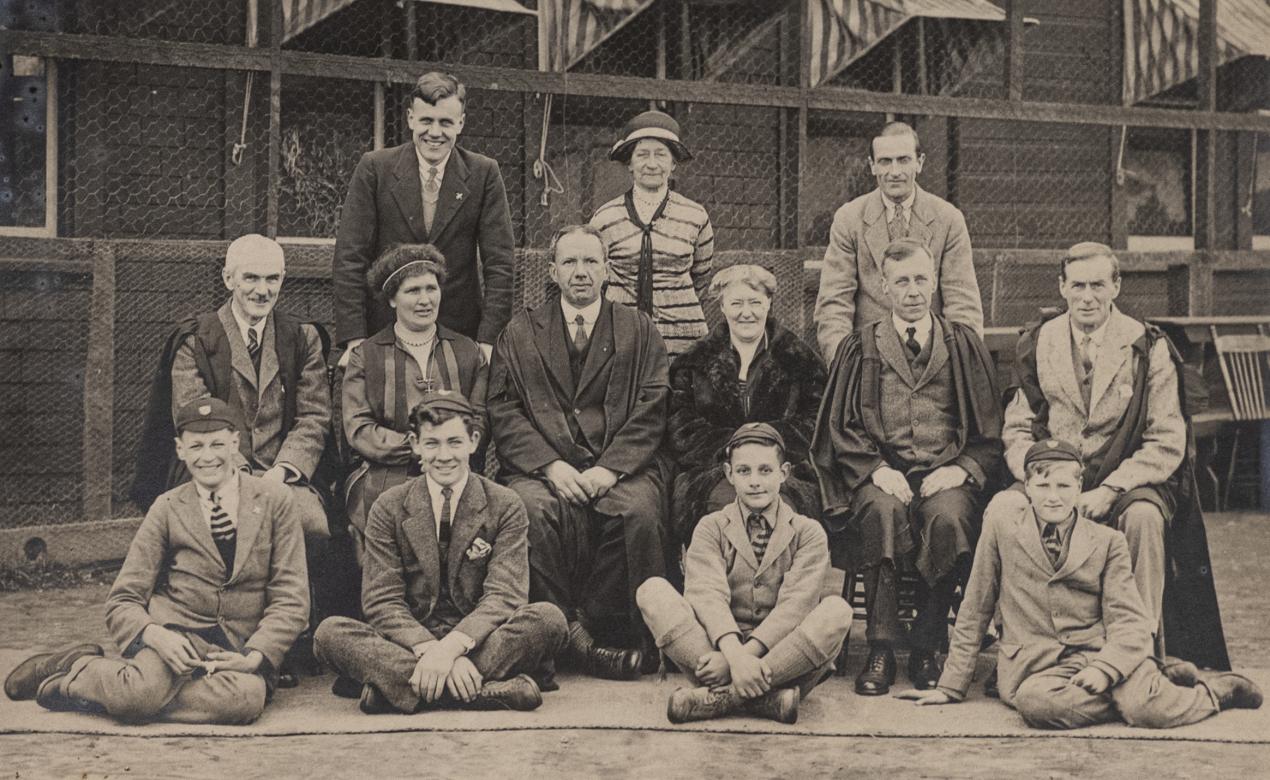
[224,233,285,276]
[412,71,466,110]
[880,236,934,276]
[871,121,922,157]
[1024,458,1084,481]
[709,263,777,301]
[1060,241,1121,283]
[368,243,448,302]
[408,403,479,438]
[548,224,607,264]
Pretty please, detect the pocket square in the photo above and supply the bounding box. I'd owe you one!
[465,537,492,561]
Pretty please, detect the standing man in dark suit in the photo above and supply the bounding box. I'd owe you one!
[333,71,515,366]
[488,224,671,680]
[814,121,983,364]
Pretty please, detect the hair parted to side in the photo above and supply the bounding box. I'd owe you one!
[408,403,479,437]
[548,224,607,263]
[1024,458,1084,481]
[872,121,922,157]
[709,263,777,301]
[412,71,466,109]
[1060,241,1121,283]
[725,439,786,464]
[880,236,934,275]
[368,244,448,302]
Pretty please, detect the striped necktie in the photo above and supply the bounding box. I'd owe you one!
[209,492,235,543]
[746,511,773,564]
[1077,333,1094,409]
[1042,523,1063,567]
[246,327,261,370]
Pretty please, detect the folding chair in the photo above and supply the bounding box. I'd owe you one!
[1209,325,1270,509]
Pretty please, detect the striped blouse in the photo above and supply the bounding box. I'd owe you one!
[590,189,716,357]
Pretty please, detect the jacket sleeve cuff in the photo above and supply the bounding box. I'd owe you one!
[1089,659,1124,686]
[954,455,986,488]
[937,685,965,702]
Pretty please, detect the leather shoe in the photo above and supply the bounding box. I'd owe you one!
[276,664,300,689]
[1159,658,1200,687]
[1197,671,1263,711]
[461,674,542,711]
[667,686,743,724]
[358,683,397,715]
[742,687,800,724]
[983,665,1000,699]
[906,649,943,690]
[35,673,91,713]
[566,623,642,681]
[331,675,362,699]
[5,643,103,701]
[854,646,896,696]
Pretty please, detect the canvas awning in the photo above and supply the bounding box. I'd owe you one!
[1123,0,1270,105]
[537,0,656,72]
[807,0,1005,88]
[281,0,532,44]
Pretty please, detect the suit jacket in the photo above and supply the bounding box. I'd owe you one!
[814,186,983,362]
[105,476,310,669]
[685,499,833,651]
[171,302,331,480]
[938,491,1154,705]
[333,143,515,345]
[360,474,528,649]
[1003,307,1185,491]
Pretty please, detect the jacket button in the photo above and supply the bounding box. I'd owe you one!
[573,408,581,415]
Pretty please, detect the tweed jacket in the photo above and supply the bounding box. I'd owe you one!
[814,186,983,362]
[360,474,529,649]
[684,499,833,651]
[171,302,331,480]
[105,476,310,670]
[1003,307,1185,492]
[333,143,515,345]
[938,491,1155,705]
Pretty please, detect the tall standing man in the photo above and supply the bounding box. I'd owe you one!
[814,121,983,363]
[333,71,515,365]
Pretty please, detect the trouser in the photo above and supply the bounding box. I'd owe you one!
[849,482,979,649]
[1110,497,1167,639]
[635,578,852,699]
[313,603,568,714]
[510,472,667,647]
[1012,652,1218,730]
[60,631,267,725]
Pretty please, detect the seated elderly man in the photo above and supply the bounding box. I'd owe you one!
[488,224,671,680]
[1004,241,1227,669]
[132,233,340,683]
[5,399,308,724]
[812,237,1003,696]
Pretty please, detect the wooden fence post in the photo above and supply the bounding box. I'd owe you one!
[82,242,115,523]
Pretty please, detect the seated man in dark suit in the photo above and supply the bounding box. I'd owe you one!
[6,398,309,724]
[315,392,567,714]
[488,224,671,680]
[812,237,1003,696]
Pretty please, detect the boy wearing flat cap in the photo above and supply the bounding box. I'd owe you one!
[900,439,1262,728]
[638,423,852,724]
[315,391,567,714]
[6,398,310,724]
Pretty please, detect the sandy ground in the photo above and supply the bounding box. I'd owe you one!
[2,512,1269,779]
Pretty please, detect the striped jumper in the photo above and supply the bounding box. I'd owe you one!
[590,189,715,357]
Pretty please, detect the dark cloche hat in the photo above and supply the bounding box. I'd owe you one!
[609,110,693,164]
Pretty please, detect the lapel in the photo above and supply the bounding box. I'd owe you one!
[755,501,795,576]
[1053,516,1097,582]
[1014,503,1055,575]
[721,503,760,572]
[390,144,428,244]
[1041,314,1086,413]
[446,476,488,591]
[531,301,576,399]
[174,483,224,566]
[218,303,258,390]
[914,316,948,390]
[229,476,264,583]
[862,190,890,273]
[427,149,470,241]
[257,313,280,394]
[574,301,615,399]
[400,479,442,600]
[875,320,917,388]
[907,187,936,248]
[1088,308,1134,412]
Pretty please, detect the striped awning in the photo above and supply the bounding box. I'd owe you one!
[1123,0,1270,105]
[807,0,1005,88]
[281,0,533,43]
[537,0,656,72]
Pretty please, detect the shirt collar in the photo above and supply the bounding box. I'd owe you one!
[195,471,240,504]
[560,297,602,327]
[425,472,468,510]
[1070,308,1112,347]
[417,148,451,183]
[229,303,267,346]
[738,497,779,526]
[1036,510,1076,544]
[892,311,933,347]
[882,188,917,221]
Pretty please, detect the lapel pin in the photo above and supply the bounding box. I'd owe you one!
[456,193,463,200]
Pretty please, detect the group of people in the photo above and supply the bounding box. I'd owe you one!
[5,72,1262,731]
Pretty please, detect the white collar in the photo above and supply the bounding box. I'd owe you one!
[882,188,917,221]
[1070,308,1112,346]
[229,303,268,345]
[560,297,602,327]
[417,148,452,183]
[892,311,933,347]
[195,471,240,504]
[425,472,468,516]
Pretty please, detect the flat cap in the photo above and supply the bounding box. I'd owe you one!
[414,389,476,417]
[1024,438,1082,468]
[175,397,241,434]
[725,422,786,454]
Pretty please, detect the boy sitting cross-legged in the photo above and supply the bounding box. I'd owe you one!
[637,423,852,724]
[899,438,1262,728]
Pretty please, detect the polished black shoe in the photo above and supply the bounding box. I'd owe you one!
[34,673,91,713]
[566,623,642,681]
[460,675,543,711]
[358,683,397,715]
[906,650,943,690]
[1160,657,1200,687]
[1198,671,1263,711]
[983,665,1000,699]
[276,664,300,690]
[854,646,896,696]
[331,674,362,699]
[5,643,103,701]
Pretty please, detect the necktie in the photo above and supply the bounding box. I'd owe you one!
[747,511,772,564]
[1077,333,1094,408]
[209,492,235,542]
[888,203,907,241]
[1042,523,1063,567]
[438,485,453,545]
[573,314,590,353]
[246,327,261,370]
[905,326,922,358]
[423,166,440,233]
